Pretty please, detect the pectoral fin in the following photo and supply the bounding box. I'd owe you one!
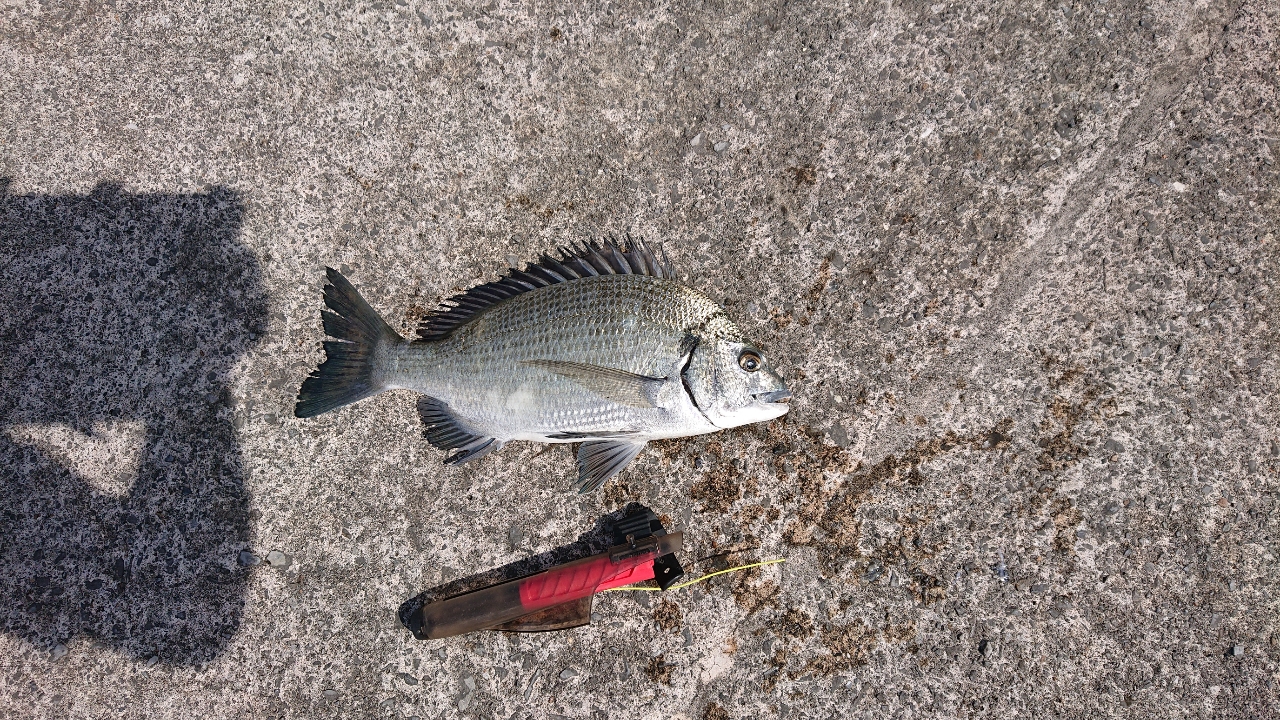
[524,359,665,408]
[575,439,647,493]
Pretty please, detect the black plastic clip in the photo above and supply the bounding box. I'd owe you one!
[610,505,684,591]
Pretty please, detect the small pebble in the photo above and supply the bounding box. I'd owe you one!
[1227,645,1244,657]
[398,672,418,686]
[463,676,476,691]
[50,644,67,662]
[713,141,728,152]
[238,551,261,566]
[322,689,339,700]
[827,424,850,448]
[266,551,290,568]
[524,668,540,701]
[690,132,703,147]
[559,668,578,680]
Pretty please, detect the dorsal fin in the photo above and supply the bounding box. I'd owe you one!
[416,237,676,342]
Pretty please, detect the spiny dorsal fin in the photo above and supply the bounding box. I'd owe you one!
[416,237,676,342]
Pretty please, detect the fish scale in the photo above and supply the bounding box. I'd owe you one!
[392,276,708,440]
[296,239,790,492]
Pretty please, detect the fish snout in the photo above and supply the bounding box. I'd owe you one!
[753,389,792,405]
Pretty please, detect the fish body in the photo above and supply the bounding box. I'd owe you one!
[296,240,790,491]
[386,274,721,442]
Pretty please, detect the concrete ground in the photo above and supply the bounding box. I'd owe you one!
[2,0,1277,717]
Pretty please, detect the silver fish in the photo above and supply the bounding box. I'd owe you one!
[295,239,791,492]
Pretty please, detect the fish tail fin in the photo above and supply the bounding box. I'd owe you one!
[295,268,405,418]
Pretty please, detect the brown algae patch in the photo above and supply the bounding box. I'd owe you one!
[644,654,672,685]
[653,599,682,632]
[779,419,1015,574]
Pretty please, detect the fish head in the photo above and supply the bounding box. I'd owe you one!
[683,336,790,429]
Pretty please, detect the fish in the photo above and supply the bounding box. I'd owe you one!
[294,238,791,492]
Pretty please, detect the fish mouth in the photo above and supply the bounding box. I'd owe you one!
[753,389,792,405]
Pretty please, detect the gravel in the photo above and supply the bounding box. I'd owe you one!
[1,1,1276,718]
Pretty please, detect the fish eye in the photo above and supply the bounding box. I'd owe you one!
[738,350,762,372]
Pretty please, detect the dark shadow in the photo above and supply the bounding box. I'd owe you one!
[0,180,265,665]
[397,503,655,635]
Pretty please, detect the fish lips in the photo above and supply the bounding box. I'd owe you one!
[752,389,793,406]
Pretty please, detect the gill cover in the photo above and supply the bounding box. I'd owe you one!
[682,334,790,429]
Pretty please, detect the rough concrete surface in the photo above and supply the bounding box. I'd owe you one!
[1,0,1277,717]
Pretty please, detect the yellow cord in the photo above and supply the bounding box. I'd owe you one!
[600,558,786,592]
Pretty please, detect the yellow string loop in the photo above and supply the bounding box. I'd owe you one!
[600,558,785,592]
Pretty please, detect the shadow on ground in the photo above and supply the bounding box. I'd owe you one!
[0,181,266,665]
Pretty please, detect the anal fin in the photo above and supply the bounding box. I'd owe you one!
[417,397,503,465]
[575,439,647,493]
